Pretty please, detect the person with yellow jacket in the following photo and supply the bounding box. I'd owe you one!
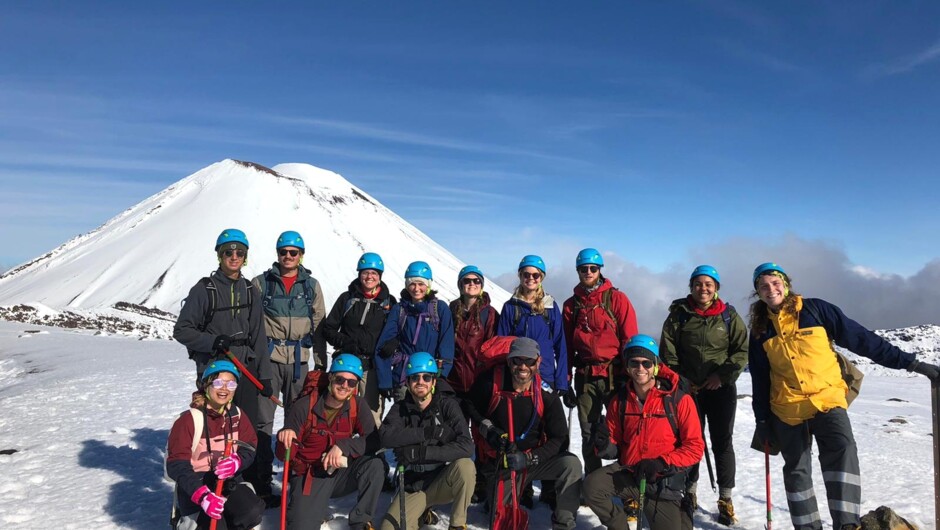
[749,262,940,530]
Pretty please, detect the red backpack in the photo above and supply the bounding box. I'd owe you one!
[449,335,517,393]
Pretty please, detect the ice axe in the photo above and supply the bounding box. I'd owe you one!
[209,439,235,530]
[224,350,283,407]
[764,441,773,530]
[280,443,292,530]
[932,378,939,530]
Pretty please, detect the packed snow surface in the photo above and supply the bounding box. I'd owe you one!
[0,321,936,529]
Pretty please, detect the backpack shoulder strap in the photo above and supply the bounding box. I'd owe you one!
[429,299,440,331]
[661,390,682,443]
[198,277,217,332]
[487,366,504,415]
[262,272,278,309]
[601,288,617,323]
[480,306,490,332]
[721,304,734,330]
[512,303,522,330]
[189,408,205,454]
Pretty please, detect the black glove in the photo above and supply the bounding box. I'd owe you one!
[425,423,457,444]
[909,360,940,383]
[259,379,274,398]
[378,338,399,359]
[635,458,665,481]
[480,420,508,451]
[212,335,233,353]
[504,451,530,471]
[592,418,611,452]
[394,444,427,466]
[754,420,771,446]
[561,387,578,409]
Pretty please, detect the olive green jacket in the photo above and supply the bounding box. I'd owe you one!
[659,298,748,387]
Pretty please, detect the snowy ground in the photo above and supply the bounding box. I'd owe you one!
[0,321,935,529]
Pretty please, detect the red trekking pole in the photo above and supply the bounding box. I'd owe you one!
[764,441,772,530]
[280,443,291,530]
[224,350,282,407]
[209,439,235,530]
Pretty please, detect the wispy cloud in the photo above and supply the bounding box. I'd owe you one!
[718,39,806,74]
[864,38,940,78]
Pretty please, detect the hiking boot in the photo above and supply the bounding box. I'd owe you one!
[623,497,639,522]
[419,508,440,526]
[361,523,375,530]
[448,526,467,530]
[680,491,697,521]
[717,497,737,526]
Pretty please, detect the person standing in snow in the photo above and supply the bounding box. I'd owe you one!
[659,264,747,525]
[174,229,273,437]
[562,248,638,475]
[749,262,940,530]
[584,335,704,530]
[374,261,455,403]
[321,252,397,426]
[379,352,475,530]
[249,230,327,507]
[166,360,265,530]
[277,354,384,530]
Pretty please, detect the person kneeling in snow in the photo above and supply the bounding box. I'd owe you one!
[166,360,265,530]
[584,335,704,530]
[276,353,384,530]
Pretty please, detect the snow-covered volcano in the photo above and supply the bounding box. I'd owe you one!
[0,160,510,315]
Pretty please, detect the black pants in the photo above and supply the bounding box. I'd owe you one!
[191,483,265,530]
[243,431,274,497]
[687,383,736,491]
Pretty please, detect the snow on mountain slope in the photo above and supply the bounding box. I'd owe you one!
[0,160,510,317]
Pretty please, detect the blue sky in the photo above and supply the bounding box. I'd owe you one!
[2,1,939,316]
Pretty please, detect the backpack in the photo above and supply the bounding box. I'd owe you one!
[450,335,515,393]
[800,298,864,406]
[399,299,440,334]
[342,291,393,323]
[183,277,255,357]
[511,301,552,331]
[572,288,618,328]
[260,271,317,320]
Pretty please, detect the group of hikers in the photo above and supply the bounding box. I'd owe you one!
[164,228,940,530]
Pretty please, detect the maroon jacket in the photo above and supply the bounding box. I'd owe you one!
[446,293,499,393]
[563,278,638,377]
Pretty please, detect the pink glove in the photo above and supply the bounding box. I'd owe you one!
[215,453,242,480]
[191,485,226,520]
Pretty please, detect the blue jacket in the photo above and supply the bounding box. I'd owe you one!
[497,295,569,392]
[374,291,455,390]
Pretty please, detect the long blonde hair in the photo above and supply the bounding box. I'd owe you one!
[514,279,547,316]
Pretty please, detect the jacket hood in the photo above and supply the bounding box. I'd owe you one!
[668,296,726,317]
[509,293,556,310]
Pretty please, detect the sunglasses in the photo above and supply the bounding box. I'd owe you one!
[408,374,435,383]
[510,357,538,367]
[332,375,359,388]
[222,249,246,258]
[210,379,238,391]
[461,277,482,286]
[578,265,599,274]
[627,359,654,369]
[278,249,301,257]
[521,272,542,280]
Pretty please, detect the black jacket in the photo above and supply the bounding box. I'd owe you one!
[321,279,396,369]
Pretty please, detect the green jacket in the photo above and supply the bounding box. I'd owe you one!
[659,298,748,387]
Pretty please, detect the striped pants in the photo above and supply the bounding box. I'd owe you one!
[773,407,861,530]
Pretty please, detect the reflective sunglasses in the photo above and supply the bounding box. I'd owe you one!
[332,375,359,388]
[627,359,654,369]
[510,357,538,367]
[278,249,301,257]
[461,277,482,286]
[408,373,435,383]
[222,249,246,258]
[211,379,238,391]
[521,272,542,280]
[578,265,599,274]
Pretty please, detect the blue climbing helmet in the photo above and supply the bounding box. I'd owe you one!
[753,262,787,285]
[202,360,241,382]
[458,265,484,285]
[276,230,305,251]
[690,265,720,287]
[576,248,604,268]
[405,352,438,377]
[329,353,364,379]
[518,254,546,274]
[357,252,385,273]
[215,228,249,250]
[622,334,659,362]
[404,261,433,281]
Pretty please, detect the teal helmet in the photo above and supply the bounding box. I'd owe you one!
[405,352,438,377]
[622,334,659,362]
[276,230,305,251]
[357,252,385,273]
[518,255,546,274]
[753,262,787,285]
[215,229,249,250]
[404,261,433,281]
[576,248,604,268]
[690,265,720,287]
[458,265,484,285]
[330,353,364,379]
[202,360,241,382]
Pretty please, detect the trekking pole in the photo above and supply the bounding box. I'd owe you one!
[280,443,291,530]
[702,423,717,492]
[637,477,647,530]
[397,465,407,530]
[932,378,939,530]
[224,350,283,407]
[209,439,235,530]
[764,441,772,530]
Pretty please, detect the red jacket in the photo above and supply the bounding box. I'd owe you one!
[447,294,498,393]
[605,365,704,469]
[563,279,638,377]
